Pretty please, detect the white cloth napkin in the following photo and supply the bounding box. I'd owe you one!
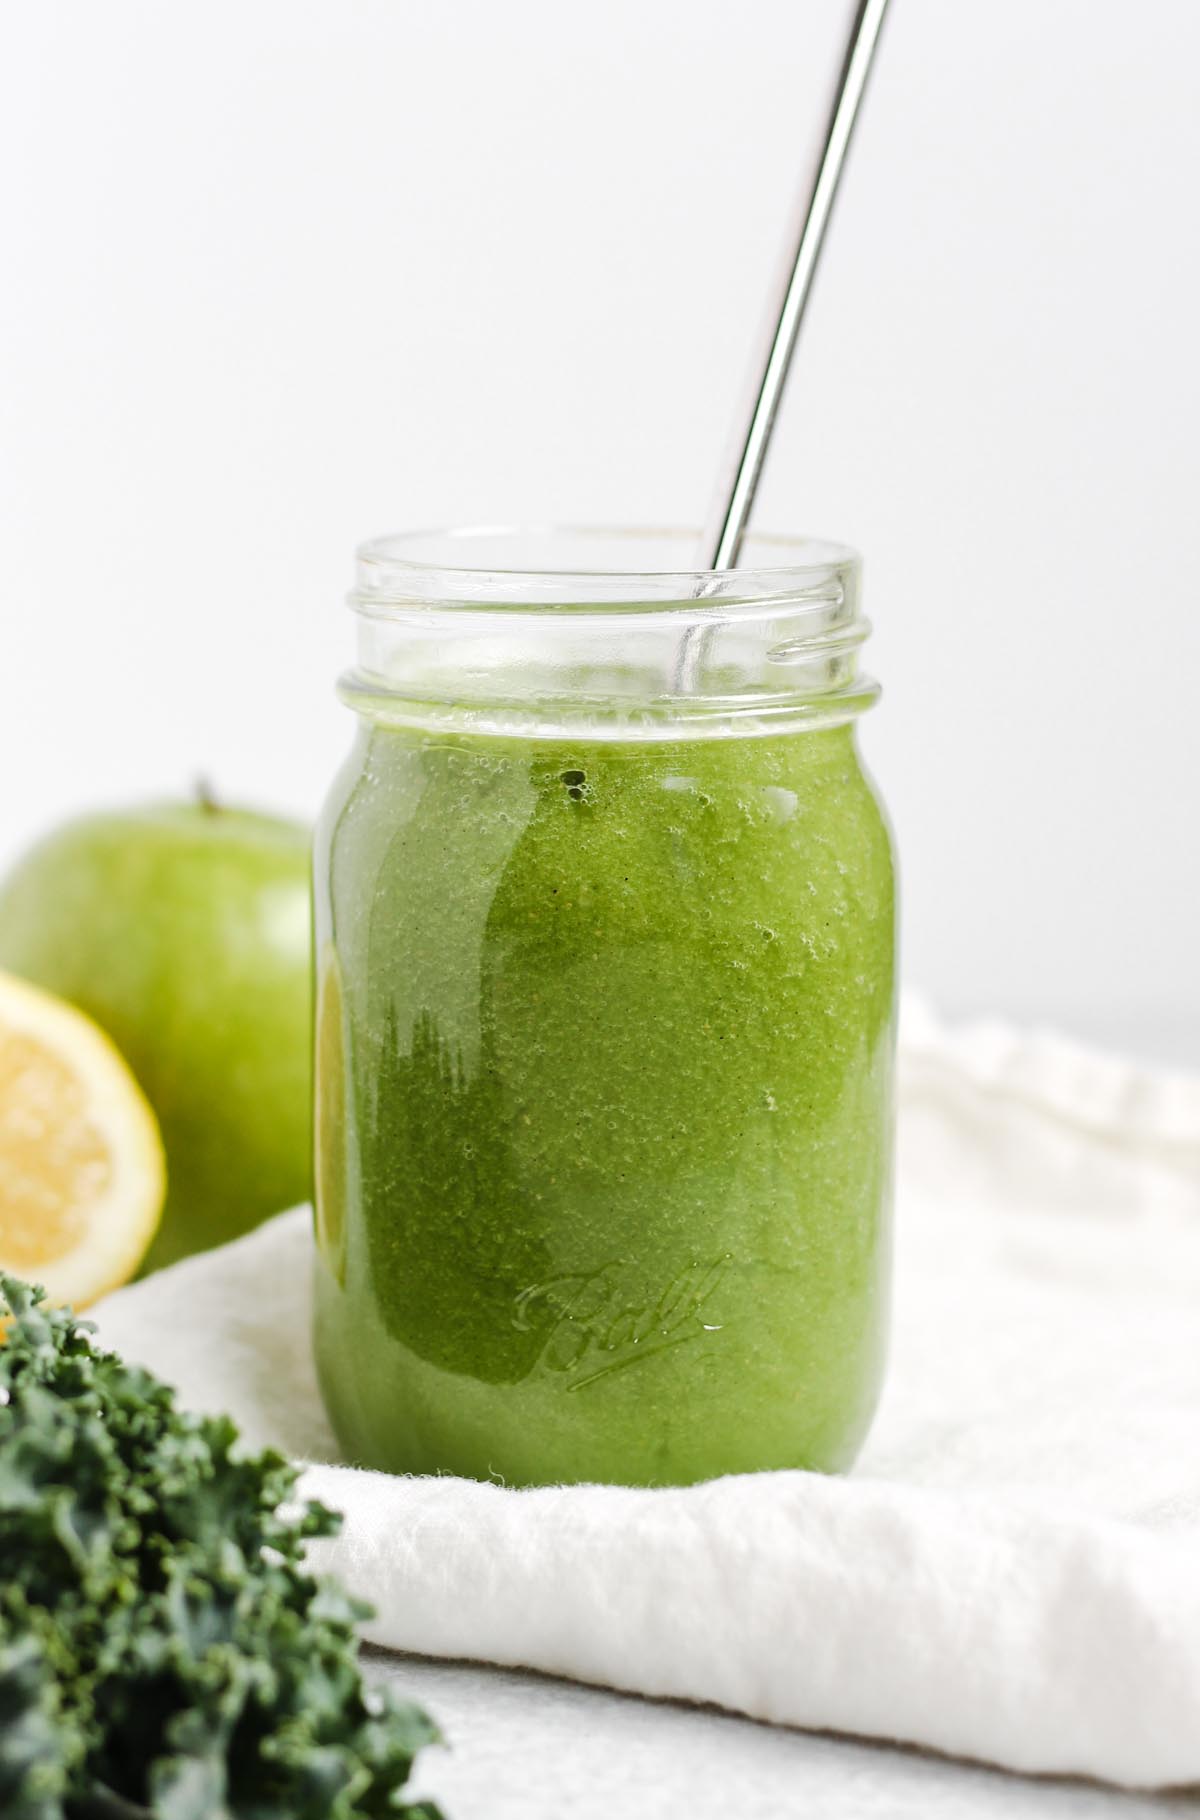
[91,1001,1200,1792]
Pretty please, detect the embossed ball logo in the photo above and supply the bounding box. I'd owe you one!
[512,1256,730,1390]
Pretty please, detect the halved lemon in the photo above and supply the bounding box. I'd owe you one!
[0,969,165,1308]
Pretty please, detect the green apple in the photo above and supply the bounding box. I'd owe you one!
[0,799,312,1272]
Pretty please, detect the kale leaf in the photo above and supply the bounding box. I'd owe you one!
[0,1276,444,1820]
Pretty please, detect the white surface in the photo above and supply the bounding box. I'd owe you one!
[91,1003,1200,1792]
[2,2,1199,1051]
[376,1655,1200,1820]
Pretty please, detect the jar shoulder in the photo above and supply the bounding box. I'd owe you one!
[317,723,895,911]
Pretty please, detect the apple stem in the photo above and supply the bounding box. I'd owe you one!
[194,776,221,816]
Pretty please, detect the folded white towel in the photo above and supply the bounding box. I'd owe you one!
[92,1002,1200,1791]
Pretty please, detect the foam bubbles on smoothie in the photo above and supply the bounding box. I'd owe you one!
[560,768,593,804]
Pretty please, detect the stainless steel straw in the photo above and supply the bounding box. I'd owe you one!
[692,0,892,584]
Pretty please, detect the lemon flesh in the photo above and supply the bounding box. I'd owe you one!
[0,970,165,1307]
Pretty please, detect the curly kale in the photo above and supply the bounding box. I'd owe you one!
[0,1277,444,1820]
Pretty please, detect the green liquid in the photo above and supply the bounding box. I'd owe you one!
[313,719,896,1486]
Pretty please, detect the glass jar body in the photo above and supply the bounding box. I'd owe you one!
[312,530,896,1487]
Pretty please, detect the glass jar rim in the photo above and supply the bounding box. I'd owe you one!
[353,525,859,615]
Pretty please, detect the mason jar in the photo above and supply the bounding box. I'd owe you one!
[313,527,896,1487]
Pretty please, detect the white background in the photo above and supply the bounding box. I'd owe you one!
[3,0,1198,1061]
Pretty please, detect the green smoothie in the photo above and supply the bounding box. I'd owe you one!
[313,715,895,1486]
